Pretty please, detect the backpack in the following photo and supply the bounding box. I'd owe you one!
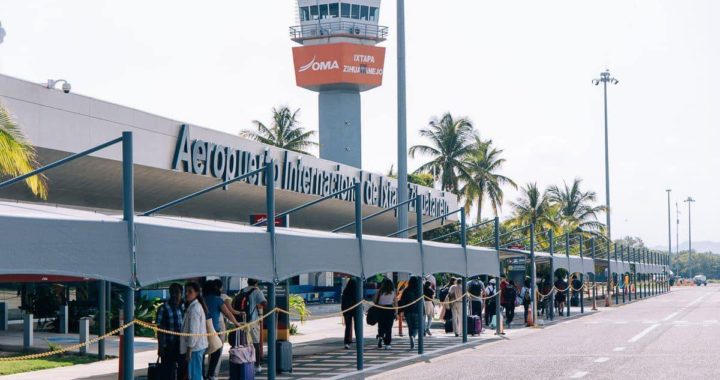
[468,280,482,296]
[522,288,531,304]
[233,288,257,318]
[438,286,450,304]
[504,287,517,306]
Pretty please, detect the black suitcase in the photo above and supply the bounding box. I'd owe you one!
[444,319,453,333]
[146,358,161,380]
[276,340,293,373]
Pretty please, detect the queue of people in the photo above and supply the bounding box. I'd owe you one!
[156,279,267,380]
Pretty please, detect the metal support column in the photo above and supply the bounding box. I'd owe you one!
[579,234,585,314]
[121,131,135,380]
[416,195,427,351]
[621,247,626,304]
[494,217,502,335]
[591,239,597,310]
[614,244,619,305]
[98,280,106,360]
[459,208,467,343]
[565,233,570,318]
[548,231,555,321]
[265,163,277,380]
[353,183,364,369]
[530,225,537,326]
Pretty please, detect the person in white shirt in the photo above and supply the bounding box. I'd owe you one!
[180,281,208,380]
[374,278,397,349]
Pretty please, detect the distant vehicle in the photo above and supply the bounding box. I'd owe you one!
[693,275,707,286]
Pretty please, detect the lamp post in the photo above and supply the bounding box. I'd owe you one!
[592,70,619,242]
[684,197,695,277]
[396,0,409,238]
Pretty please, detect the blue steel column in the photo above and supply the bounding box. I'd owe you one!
[548,231,554,321]
[494,217,502,335]
[641,249,645,299]
[632,248,637,300]
[614,244,619,305]
[121,131,135,380]
[565,233,570,317]
[460,209,467,343]
[416,195,426,352]
[98,280,106,359]
[621,247,626,304]
[265,163,277,380]
[579,234,585,314]
[591,239,597,310]
[353,183,364,370]
[530,225,537,325]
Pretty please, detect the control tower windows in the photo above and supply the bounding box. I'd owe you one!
[360,5,369,21]
[329,3,339,18]
[370,7,379,21]
[309,5,319,20]
[351,4,360,19]
[301,7,310,22]
[319,4,329,19]
[341,3,351,18]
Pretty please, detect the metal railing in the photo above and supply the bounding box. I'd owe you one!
[289,21,389,41]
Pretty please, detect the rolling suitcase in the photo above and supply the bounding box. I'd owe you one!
[229,318,256,380]
[467,315,482,336]
[276,340,293,373]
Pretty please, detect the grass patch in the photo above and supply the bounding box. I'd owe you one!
[0,354,97,375]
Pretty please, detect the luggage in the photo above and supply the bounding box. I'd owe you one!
[366,305,380,326]
[444,319,453,333]
[146,357,161,380]
[276,340,293,373]
[467,315,482,336]
[229,320,256,380]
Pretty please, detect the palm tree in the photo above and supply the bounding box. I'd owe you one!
[240,106,318,156]
[460,137,516,222]
[409,112,475,194]
[507,182,556,233]
[546,178,606,235]
[0,103,47,199]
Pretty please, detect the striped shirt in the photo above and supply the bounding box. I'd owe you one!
[156,301,183,350]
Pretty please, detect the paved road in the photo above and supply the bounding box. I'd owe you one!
[371,285,719,380]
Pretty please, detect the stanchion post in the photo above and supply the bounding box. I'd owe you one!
[353,182,364,369]
[416,195,426,352]
[98,280,106,359]
[121,131,135,380]
[614,244,619,305]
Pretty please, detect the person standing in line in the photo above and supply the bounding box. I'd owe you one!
[484,278,497,326]
[468,278,485,319]
[157,283,185,380]
[341,278,359,349]
[181,281,208,380]
[447,278,463,337]
[399,276,421,350]
[204,280,242,380]
[554,275,567,316]
[374,278,397,350]
[423,280,435,336]
[502,280,518,328]
[234,279,268,374]
[571,274,582,307]
[520,279,533,325]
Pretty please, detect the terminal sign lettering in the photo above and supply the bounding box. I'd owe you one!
[172,125,450,219]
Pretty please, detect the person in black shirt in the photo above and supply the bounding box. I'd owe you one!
[341,278,359,349]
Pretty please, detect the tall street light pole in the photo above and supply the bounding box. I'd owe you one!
[684,197,695,276]
[396,0,408,239]
[593,69,618,307]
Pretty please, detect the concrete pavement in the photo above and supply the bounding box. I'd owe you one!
[370,285,718,380]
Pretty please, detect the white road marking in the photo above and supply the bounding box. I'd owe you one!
[570,371,589,378]
[662,312,679,321]
[613,347,626,352]
[594,357,610,363]
[628,323,660,343]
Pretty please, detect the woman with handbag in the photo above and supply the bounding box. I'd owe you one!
[374,278,397,350]
[204,280,242,380]
[180,281,208,380]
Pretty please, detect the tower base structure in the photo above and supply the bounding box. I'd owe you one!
[319,89,362,168]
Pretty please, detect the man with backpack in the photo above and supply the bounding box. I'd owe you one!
[520,279,533,325]
[233,279,267,374]
[484,279,497,327]
[502,280,518,328]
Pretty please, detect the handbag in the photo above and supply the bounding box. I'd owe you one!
[230,327,256,364]
[366,305,379,326]
[146,357,160,380]
[206,319,223,355]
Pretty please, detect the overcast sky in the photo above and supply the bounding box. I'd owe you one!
[1,0,718,248]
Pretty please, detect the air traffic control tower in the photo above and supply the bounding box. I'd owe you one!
[291,1,387,168]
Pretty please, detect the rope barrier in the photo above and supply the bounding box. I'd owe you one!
[0,321,134,362]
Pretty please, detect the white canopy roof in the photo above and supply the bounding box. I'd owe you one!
[0,202,501,286]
